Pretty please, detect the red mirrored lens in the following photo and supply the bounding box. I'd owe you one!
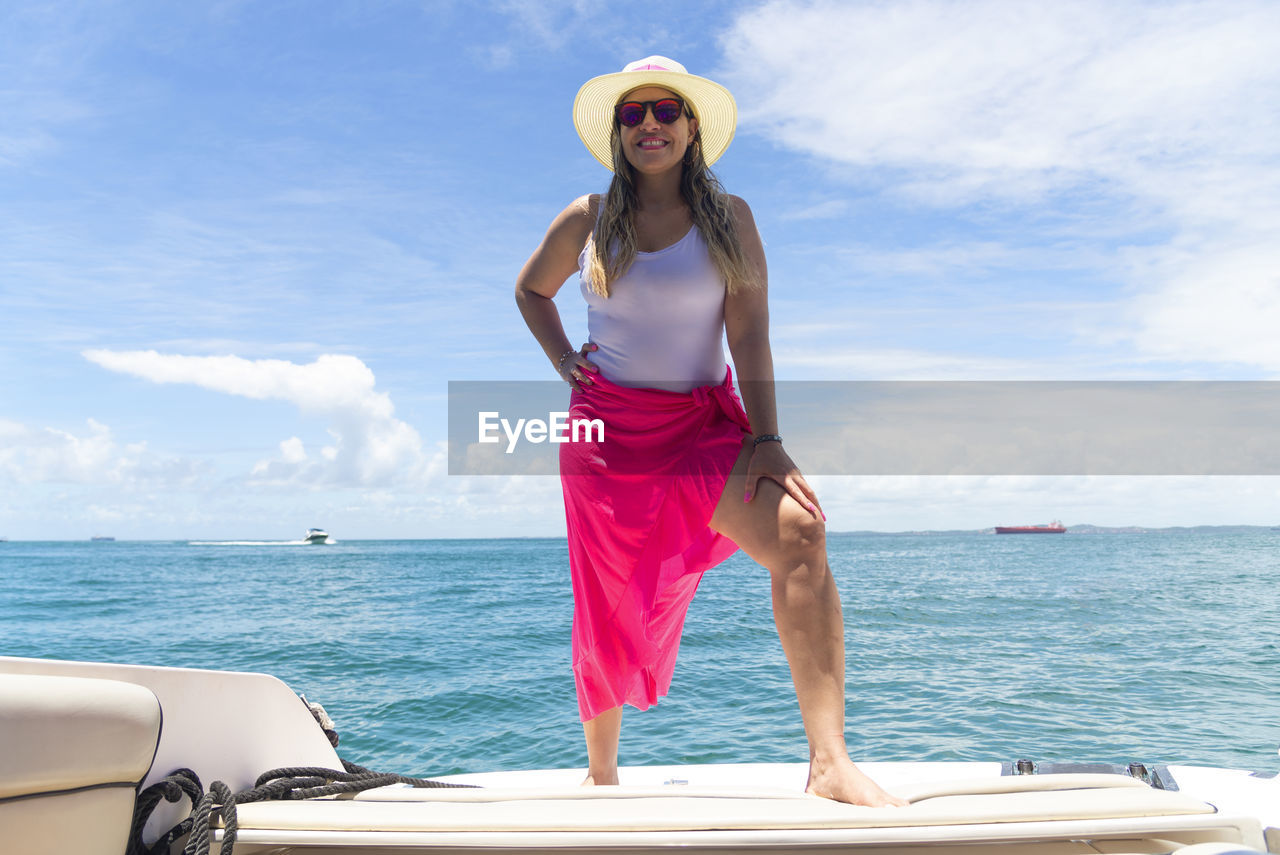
[652,99,682,123]
[617,103,645,127]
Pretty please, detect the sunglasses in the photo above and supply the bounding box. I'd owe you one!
[615,97,686,128]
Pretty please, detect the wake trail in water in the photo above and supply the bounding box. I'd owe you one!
[187,539,336,546]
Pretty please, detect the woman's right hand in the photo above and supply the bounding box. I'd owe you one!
[559,342,600,390]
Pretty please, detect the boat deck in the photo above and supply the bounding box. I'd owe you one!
[3,655,1276,854]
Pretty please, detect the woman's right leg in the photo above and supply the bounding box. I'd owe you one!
[582,705,622,785]
[709,438,906,807]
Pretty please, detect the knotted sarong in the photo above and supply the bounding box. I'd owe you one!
[560,367,751,721]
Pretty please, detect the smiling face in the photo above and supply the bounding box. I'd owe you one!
[615,86,698,176]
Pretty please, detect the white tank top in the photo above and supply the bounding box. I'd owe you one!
[578,224,728,393]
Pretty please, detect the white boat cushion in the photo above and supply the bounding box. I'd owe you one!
[0,789,144,855]
[0,672,161,800]
[0,655,343,850]
[0,673,161,855]
[230,776,1216,833]
[0,655,341,793]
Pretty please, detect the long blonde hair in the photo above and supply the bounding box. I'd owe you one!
[583,117,759,298]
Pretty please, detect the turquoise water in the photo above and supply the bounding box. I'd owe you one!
[2,532,1278,778]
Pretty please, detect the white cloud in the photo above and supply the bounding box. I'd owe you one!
[473,0,709,71]
[1124,240,1280,371]
[721,0,1280,373]
[780,199,849,221]
[0,417,203,487]
[82,350,428,486]
[83,350,373,409]
[492,0,589,51]
[769,344,1029,379]
[250,436,312,481]
[279,436,307,464]
[724,0,1279,207]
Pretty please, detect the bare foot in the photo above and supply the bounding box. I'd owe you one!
[581,771,619,786]
[806,756,908,807]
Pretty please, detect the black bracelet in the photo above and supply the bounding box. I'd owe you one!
[753,434,783,447]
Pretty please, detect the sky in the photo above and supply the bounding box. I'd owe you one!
[2,0,1279,540]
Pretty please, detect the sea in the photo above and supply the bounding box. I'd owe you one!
[2,532,1278,779]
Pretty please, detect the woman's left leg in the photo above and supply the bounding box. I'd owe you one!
[582,705,622,786]
[709,437,906,807]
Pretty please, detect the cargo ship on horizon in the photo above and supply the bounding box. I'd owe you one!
[995,520,1066,534]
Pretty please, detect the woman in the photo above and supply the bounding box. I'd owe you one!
[515,56,904,808]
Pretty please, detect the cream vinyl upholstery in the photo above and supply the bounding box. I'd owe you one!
[223,775,1267,852]
[232,779,1215,832]
[0,672,161,855]
[0,655,343,850]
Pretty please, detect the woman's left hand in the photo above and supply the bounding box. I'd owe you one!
[743,441,825,521]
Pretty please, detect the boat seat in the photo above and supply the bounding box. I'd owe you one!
[0,672,161,855]
[0,655,342,849]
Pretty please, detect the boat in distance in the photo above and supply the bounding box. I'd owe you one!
[304,528,331,544]
[996,520,1067,534]
[2,655,1276,854]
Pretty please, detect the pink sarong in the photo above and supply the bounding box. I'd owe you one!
[560,367,751,721]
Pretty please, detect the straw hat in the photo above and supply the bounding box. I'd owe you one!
[573,56,737,171]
